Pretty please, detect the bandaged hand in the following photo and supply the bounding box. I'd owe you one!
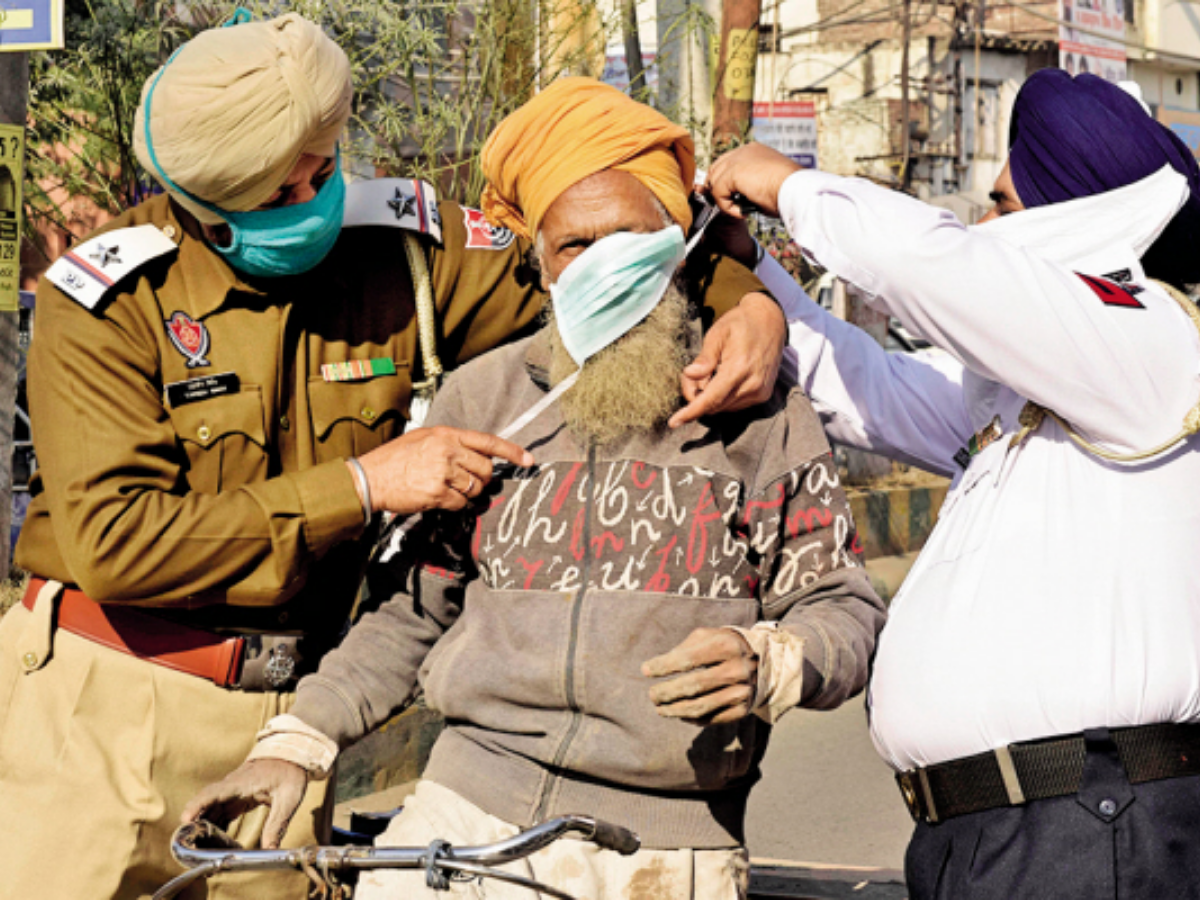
[642,627,759,725]
[180,714,339,850]
[180,758,308,850]
[723,622,807,724]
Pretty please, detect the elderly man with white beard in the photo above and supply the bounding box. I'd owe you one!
[183,78,885,900]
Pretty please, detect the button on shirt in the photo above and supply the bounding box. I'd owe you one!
[764,167,1200,771]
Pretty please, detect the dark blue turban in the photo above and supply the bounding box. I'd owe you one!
[1009,69,1200,286]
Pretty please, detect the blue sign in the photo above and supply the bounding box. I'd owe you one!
[1169,123,1200,156]
[0,0,63,52]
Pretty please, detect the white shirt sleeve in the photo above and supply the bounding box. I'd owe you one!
[758,250,972,477]
[777,170,1200,451]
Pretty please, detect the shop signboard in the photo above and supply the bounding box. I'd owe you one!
[0,0,64,52]
[1059,0,1127,83]
[751,101,818,168]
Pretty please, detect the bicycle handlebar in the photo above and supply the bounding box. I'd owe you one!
[153,814,641,900]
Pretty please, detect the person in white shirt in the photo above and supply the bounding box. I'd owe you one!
[702,70,1200,899]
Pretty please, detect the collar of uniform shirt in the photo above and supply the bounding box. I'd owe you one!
[169,200,270,317]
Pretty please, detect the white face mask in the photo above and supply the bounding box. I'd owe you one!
[549,225,687,367]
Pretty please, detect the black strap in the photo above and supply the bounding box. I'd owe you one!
[898,722,1200,824]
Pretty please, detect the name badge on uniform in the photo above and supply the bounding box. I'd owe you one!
[321,358,397,382]
[165,372,240,407]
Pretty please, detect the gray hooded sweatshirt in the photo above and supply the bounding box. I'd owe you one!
[290,329,885,849]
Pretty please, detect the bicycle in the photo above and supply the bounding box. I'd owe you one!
[154,814,641,900]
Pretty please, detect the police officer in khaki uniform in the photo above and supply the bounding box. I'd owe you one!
[0,13,783,900]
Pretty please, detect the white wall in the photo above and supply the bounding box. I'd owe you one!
[1131,59,1200,109]
[1156,0,1200,59]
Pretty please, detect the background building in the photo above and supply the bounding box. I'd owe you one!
[607,0,1200,219]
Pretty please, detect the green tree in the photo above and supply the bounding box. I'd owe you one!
[24,0,609,266]
[25,0,200,263]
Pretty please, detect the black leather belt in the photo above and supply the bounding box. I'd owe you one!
[896,722,1200,824]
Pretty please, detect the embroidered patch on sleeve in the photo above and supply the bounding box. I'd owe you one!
[1076,272,1145,309]
[462,208,516,251]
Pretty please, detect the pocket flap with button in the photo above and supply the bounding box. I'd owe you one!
[308,372,409,441]
[169,386,267,449]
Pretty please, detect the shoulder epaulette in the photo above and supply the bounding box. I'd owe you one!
[343,178,443,244]
[46,224,178,310]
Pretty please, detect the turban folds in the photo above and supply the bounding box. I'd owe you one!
[480,77,696,239]
[133,13,352,225]
[1009,70,1200,285]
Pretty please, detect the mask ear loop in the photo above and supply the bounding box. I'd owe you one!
[686,199,720,255]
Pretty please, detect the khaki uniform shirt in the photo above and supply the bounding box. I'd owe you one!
[17,191,765,643]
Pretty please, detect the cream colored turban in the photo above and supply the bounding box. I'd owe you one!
[133,13,352,224]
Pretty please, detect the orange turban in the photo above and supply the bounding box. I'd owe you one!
[480,77,695,239]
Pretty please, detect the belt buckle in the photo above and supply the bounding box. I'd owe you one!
[237,635,302,692]
[897,770,922,821]
[263,643,297,689]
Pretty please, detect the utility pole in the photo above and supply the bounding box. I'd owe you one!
[657,0,718,158]
[899,0,912,190]
[712,0,761,151]
[622,0,648,99]
[0,52,28,579]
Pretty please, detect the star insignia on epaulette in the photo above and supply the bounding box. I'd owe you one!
[89,242,122,269]
[387,187,418,220]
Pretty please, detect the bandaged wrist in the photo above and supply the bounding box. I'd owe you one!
[248,713,340,780]
[723,622,806,724]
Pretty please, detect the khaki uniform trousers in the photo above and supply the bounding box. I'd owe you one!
[357,780,750,900]
[0,588,332,900]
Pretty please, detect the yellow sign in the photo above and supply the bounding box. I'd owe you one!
[722,28,758,102]
[0,1,64,52]
[0,123,24,312]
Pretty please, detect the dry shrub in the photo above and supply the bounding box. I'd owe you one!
[0,568,29,617]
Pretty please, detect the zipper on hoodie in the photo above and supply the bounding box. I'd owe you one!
[534,443,596,822]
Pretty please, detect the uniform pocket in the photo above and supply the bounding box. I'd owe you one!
[168,386,268,494]
[308,371,409,461]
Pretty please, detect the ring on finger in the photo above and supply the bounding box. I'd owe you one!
[464,475,475,495]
